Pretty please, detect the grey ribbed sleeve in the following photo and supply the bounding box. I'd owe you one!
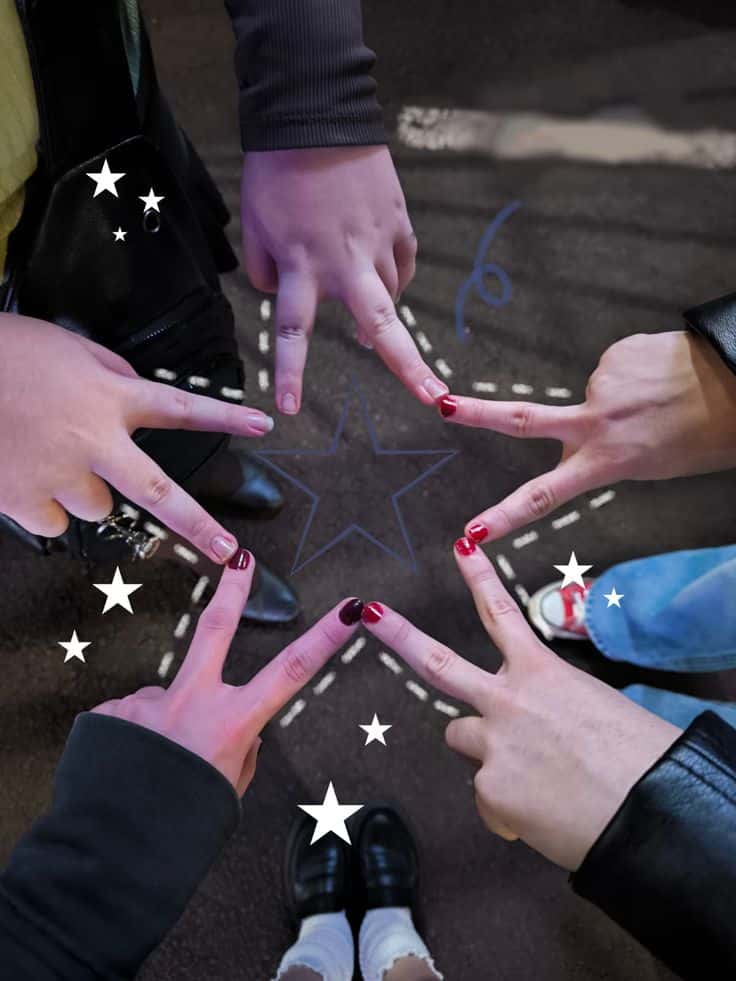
[224,0,386,151]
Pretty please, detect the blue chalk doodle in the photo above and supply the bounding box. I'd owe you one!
[455,200,521,342]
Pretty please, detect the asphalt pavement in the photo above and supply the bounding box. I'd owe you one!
[2,1,736,978]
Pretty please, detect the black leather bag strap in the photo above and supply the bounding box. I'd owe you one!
[16,0,140,180]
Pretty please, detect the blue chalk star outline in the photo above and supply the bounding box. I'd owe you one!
[254,385,459,575]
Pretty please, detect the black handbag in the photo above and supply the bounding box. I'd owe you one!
[2,0,245,562]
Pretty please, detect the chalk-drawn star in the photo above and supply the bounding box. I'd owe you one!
[254,385,459,574]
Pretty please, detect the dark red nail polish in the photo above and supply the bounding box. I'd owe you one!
[455,537,476,556]
[362,602,384,624]
[339,598,364,625]
[467,522,488,544]
[228,547,251,570]
[437,395,458,418]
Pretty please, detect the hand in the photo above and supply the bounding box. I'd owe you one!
[94,552,361,795]
[240,146,449,413]
[362,543,680,870]
[438,331,736,544]
[0,314,275,562]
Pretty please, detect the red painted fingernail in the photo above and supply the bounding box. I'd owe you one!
[339,598,364,625]
[227,547,251,570]
[467,522,488,543]
[361,602,384,624]
[437,395,458,418]
[455,537,476,556]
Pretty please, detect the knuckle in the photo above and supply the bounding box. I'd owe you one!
[319,621,341,648]
[392,618,411,646]
[366,304,399,337]
[482,595,519,623]
[471,569,498,588]
[511,403,534,437]
[426,644,455,680]
[277,322,307,341]
[143,472,172,508]
[171,390,193,423]
[283,648,312,685]
[188,512,210,542]
[526,482,556,519]
[470,401,487,429]
[199,605,236,633]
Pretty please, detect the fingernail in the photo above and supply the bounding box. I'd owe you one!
[212,535,238,562]
[361,601,384,624]
[423,377,449,400]
[467,522,488,543]
[339,598,364,625]
[227,547,251,570]
[248,412,275,434]
[437,395,457,418]
[281,393,298,415]
[455,537,476,556]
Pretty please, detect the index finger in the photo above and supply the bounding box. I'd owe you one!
[173,552,256,688]
[437,395,586,442]
[344,272,449,405]
[453,539,544,662]
[97,440,240,564]
[242,598,363,729]
[360,603,492,711]
[123,378,275,438]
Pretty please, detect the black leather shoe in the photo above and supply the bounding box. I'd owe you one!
[188,447,284,516]
[284,812,353,923]
[353,804,419,913]
[242,559,300,625]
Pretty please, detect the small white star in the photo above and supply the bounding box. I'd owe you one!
[360,713,392,746]
[93,566,142,614]
[86,159,125,198]
[58,630,91,663]
[553,551,593,589]
[298,782,364,844]
[113,227,127,242]
[604,587,624,608]
[139,188,165,212]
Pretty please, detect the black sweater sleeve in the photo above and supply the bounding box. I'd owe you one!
[684,293,736,376]
[224,0,386,151]
[0,712,241,980]
[572,711,736,980]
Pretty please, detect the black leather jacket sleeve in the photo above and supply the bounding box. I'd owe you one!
[684,294,736,376]
[572,711,736,979]
[0,712,240,980]
[223,0,386,151]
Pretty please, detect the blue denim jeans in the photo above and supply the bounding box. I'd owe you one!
[585,545,736,730]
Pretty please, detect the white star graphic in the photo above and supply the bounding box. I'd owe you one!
[298,782,364,844]
[93,566,142,614]
[359,713,392,746]
[112,227,127,242]
[58,630,91,663]
[86,159,125,198]
[553,551,593,589]
[603,587,624,608]
[139,188,165,212]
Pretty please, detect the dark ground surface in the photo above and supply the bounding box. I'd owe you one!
[3,1,736,979]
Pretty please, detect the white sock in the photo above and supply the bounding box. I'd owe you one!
[273,911,354,981]
[359,907,442,981]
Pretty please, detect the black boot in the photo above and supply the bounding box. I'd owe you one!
[186,447,284,516]
[284,812,353,923]
[353,804,420,916]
